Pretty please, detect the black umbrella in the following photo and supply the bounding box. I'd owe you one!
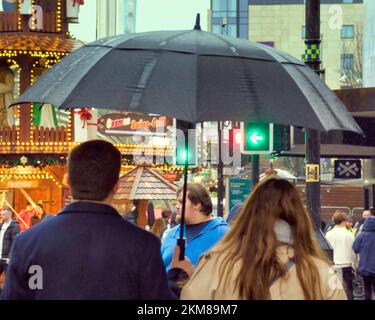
[12,15,363,259]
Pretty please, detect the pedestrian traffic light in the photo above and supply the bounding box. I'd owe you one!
[175,120,197,166]
[240,122,273,154]
[228,128,241,157]
[273,124,293,152]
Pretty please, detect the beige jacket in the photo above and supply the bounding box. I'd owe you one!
[181,245,347,300]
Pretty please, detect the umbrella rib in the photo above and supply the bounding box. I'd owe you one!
[57,46,117,109]
[292,66,354,131]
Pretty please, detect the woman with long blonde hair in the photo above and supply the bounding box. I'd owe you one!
[181,178,346,300]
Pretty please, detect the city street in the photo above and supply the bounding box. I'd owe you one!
[0,0,374,304]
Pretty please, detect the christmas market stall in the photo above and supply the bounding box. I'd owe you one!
[0,0,84,214]
[113,165,179,229]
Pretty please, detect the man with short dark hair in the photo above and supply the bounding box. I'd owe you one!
[2,140,175,300]
[0,208,20,276]
[161,183,229,271]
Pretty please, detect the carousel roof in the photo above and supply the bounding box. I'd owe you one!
[0,33,84,53]
[114,166,179,201]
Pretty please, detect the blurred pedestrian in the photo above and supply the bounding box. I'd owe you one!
[353,216,375,300]
[2,140,178,300]
[0,207,20,276]
[161,208,177,243]
[151,218,166,240]
[125,200,139,226]
[226,203,243,225]
[17,203,35,232]
[147,201,155,230]
[181,178,346,300]
[326,210,356,300]
[161,183,229,271]
[354,210,371,237]
[30,203,46,226]
[346,219,354,235]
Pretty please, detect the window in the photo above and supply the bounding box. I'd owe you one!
[341,25,354,39]
[301,26,306,39]
[342,0,353,4]
[212,0,228,11]
[341,54,354,70]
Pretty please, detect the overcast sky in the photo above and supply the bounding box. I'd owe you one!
[69,0,210,43]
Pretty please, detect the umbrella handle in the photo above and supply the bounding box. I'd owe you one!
[178,140,189,261]
[177,238,185,261]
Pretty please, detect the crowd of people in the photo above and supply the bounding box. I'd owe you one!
[324,209,375,300]
[0,139,373,300]
[0,202,51,277]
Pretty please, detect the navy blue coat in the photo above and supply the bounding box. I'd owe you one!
[1,202,174,300]
[353,216,375,276]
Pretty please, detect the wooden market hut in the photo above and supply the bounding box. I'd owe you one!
[113,165,179,228]
[0,0,85,214]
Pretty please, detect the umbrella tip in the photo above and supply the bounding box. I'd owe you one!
[194,13,201,30]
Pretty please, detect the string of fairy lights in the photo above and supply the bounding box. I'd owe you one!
[16,0,62,32]
[0,1,181,186]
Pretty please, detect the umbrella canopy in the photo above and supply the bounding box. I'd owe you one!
[13,23,362,134]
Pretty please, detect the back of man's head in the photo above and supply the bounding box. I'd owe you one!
[332,210,348,225]
[68,140,121,201]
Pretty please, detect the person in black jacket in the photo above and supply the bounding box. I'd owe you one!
[0,208,20,275]
[1,140,190,300]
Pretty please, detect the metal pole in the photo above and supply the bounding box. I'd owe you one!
[364,187,370,210]
[305,0,333,261]
[252,154,260,186]
[217,122,224,217]
[305,0,321,230]
[236,0,240,38]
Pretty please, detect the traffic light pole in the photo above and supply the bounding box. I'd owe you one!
[252,155,260,186]
[217,121,224,217]
[305,0,321,230]
[305,0,333,260]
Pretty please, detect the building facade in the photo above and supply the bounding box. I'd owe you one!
[209,0,249,39]
[96,0,136,39]
[363,0,375,87]
[209,0,364,90]
[248,0,364,90]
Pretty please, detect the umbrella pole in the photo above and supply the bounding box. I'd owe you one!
[178,156,189,260]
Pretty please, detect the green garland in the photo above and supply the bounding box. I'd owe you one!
[0,154,195,173]
[0,154,67,169]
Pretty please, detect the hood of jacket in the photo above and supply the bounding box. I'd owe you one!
[362,216,375,232]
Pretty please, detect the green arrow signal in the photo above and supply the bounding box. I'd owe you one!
[249,132,264,145]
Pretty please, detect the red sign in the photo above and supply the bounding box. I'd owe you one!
[98,113,174,136]
[161,173,179,181]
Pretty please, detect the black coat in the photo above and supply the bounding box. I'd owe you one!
[1,202,174,300]
[0,220,20,259]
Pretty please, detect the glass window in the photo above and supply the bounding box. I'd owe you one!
[343,0,353,3]
[228,0,237,11]
[212,12,227,18]
[240,0,249,11]
[212,0,228,11]
[227,24,237,37]
[302,26,306,39]
[341,25,354,39]
[341,54,354,70]
[239,24,248,39]
[212,25,223,34]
